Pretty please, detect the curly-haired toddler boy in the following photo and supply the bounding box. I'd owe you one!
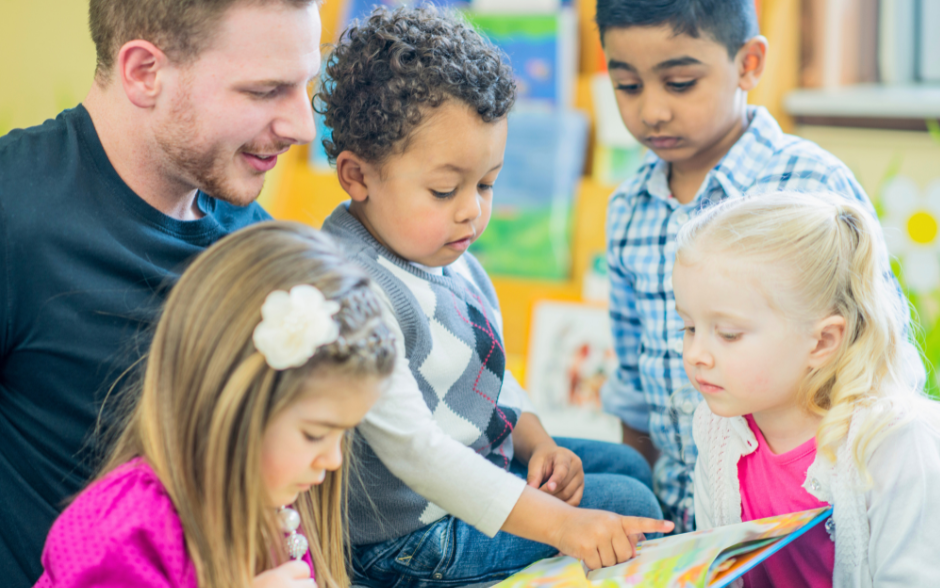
[318,6,673,586]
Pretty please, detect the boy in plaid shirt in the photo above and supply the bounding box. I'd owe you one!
[595,0,920,531]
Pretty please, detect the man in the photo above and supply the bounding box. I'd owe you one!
[0,1,321,585]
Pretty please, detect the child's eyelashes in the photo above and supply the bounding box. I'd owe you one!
[678,325,740,341]
[478,183,494,192]
[616,83,641,95]
[667,80,696,93]
[431,189,457,199]
[614,80,696,95]
[303,432,326,443]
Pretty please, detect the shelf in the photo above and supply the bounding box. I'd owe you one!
[784,84,940,130]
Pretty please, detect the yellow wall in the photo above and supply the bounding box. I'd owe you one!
[0,0,337,207]
[0,1,96,134]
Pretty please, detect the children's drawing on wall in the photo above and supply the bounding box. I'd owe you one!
[526,301,621,441]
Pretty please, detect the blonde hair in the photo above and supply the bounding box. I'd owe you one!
[676,192,922,481]
[100,221,395,588]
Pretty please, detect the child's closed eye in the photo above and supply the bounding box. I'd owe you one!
[616,82,642,95]
[303,432,326,443]
[666,80,696,93]
[431,188,457,199]
[718,332,742,341]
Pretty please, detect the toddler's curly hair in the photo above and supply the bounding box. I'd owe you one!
[316,5,516,166]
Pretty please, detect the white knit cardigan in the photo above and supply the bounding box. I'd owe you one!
[692,400,940,588]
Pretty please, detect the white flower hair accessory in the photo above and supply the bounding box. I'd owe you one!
[253,284,342,370]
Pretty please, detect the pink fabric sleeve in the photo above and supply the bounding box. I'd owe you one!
[33,459,197,588]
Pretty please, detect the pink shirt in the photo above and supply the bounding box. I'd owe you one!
[738,414,834,588]
[34,458,315,588]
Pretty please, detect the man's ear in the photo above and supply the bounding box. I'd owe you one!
[736,35,768,92]
[335,151,372,202]
[117,40,169,108]
[807,315,846,369]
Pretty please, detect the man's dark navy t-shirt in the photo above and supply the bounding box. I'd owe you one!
[0,105,270,586]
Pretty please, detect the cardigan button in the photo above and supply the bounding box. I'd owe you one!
[810,478,821,492]
[825,517,836,542]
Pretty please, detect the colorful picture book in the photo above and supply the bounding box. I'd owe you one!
[493,507,833,588]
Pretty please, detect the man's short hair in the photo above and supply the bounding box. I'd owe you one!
[89,0,317,81]
[595,0,759,58]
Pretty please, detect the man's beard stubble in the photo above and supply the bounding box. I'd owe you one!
[153,78,289,208]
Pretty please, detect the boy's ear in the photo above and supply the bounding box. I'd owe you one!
[736,35,768,92]
[807,315,846,369]
[335,151,371,202]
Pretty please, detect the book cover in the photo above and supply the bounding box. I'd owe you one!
[494,507,833,587]
[470,109,588,280]
[920,0,940,82]
[467,10,577,110]
[879,0,917,84]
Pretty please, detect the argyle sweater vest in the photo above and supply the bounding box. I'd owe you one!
[322,205,521,544]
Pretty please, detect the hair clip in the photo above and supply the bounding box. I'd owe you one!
[253,285,341,370]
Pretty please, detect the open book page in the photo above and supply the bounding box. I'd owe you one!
[494,507,832,588]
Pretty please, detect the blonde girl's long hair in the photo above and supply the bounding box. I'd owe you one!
[99,221,395,588]
[676,192,924,481]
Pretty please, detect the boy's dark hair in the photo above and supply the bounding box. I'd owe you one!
[316,6,516,166]
[595,0,759,58]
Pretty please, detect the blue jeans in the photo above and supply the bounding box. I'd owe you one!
[350,437,662,588]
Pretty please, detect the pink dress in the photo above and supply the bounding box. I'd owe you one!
[33,458,315,587]
[738,414,834,588]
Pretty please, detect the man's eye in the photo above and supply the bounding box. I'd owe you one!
[249,89,278,99]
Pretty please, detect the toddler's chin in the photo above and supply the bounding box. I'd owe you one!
[703,399,743,419]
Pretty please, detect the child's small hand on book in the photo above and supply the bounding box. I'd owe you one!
[552,509,675,570]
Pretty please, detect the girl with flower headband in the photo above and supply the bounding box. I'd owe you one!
[675,192,940,587]
[33,222,396,588]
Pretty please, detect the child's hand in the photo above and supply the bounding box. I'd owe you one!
[553,509,674,570]
[527,442,585,506]
[253,560,317,588]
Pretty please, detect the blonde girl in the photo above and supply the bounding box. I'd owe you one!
[33,222,395,588]
[673,192,940,588]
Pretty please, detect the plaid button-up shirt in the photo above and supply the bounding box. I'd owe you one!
[602,106,890,531]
